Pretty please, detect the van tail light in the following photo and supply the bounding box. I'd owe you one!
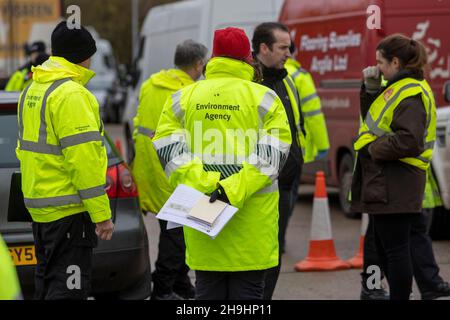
[105,163,139,199]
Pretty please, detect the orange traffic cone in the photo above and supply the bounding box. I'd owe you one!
[295,171,351,272]
[347,213,369,269]
[115,139,124,157]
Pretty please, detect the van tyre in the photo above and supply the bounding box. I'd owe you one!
[338,153,360,219]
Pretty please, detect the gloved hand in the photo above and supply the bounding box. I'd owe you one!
[209,185,230,204]
[363,66,381,94]
[315,149,329,160]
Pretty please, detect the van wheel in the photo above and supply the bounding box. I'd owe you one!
[428,206,450,240]
[338,153,360,219]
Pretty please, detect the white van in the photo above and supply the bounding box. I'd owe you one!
[122,0,284,160]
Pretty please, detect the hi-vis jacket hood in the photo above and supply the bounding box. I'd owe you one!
[205,56,254,81]
[32,56,96,86]
[149,69,194,91]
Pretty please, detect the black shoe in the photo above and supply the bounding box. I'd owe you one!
[360,286,389,300]
[174,285,195,300]
[421,282,450,300]
[151,292,184,300]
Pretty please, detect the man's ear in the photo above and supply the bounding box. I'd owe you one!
[260,43,269,55]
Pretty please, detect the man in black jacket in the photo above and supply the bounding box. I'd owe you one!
[252,22,305,300]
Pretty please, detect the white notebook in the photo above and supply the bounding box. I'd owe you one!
[156,184,238,239]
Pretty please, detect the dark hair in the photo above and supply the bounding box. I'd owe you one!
[252,22,290,54]
[174,39,208,68]
[289,41,296,55]
[377,34,428,77]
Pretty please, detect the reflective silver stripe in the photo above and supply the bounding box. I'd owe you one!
[137,126,155,138]
[424,141,435,150]
[78,185,106,200]
[248,153,278,182]
[417,156,430,163]
[303,109,322,117]
[171,91,184,120]
[18,83,33,140]
[300,93,319,105]
[292,70,301,80]
[292,68,308,80]
[258,90,277,120]
[24,194,82,208]
[153,135,177,150]
[165,152,193,177]
[369,83,421,128]
[19,140,62,155]
[19,78,71,155]
[365,113,386,137]
[60,131,102,149]
[284,76,300,107]
[256,180,279,194]
[39,79,70,144]
[259,135,291,155]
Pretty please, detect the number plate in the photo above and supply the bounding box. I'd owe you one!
[8,245,37,266]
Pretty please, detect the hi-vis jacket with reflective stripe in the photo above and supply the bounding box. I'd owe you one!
[285,58,329,163]
[5,68,32,92]
[132,69,194,213]
[354,77,436,171]
[423,166,442,209]
[16,56,111,224]
[0,236,22,300]
[153,57,292,271]
[283,73,306,156]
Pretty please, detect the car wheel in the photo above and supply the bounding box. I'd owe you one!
[428,206,450,240]
[338,153,360,219]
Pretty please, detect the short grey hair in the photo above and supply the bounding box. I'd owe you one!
[174,40,208,68]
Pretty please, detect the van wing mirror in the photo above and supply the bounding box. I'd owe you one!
[445,81,450,103]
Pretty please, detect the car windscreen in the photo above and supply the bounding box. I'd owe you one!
[0,113,20,168]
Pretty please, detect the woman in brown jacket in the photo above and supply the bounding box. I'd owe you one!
[350,34,436,300]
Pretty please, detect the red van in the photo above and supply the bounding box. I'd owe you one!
[280,0,450,231]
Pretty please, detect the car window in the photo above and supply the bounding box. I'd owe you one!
[0,114,19,168]
[0,111,120,167]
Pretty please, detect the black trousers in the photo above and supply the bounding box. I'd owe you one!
[32,212,97,300]
[195,270,267,300]
[365,213,415,300]
[363,211,443,294]
[152,220,193,297]
[263,175,300,300]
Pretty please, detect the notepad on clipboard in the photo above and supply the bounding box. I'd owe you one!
[187,195,228,228]
[156,184,238,239]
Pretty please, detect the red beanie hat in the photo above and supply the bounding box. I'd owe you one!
[212,27,253,65]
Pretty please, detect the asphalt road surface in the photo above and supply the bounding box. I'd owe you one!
[106,124,450,300]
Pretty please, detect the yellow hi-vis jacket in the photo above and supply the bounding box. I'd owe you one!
[285,58,329,163]
[0,236,22,300]
[153,57,292,271]
[354,77,436,171]
[5,68,32,92]
[131,69,194,213]
[423,167,442,209]
[16,56,111,224]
